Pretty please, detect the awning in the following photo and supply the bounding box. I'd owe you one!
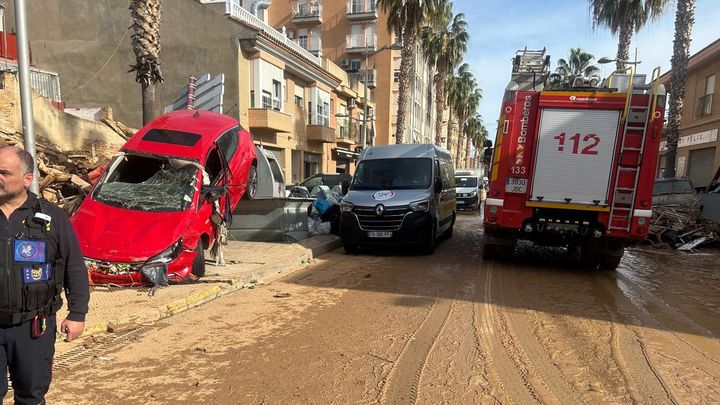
[333,148,360,160]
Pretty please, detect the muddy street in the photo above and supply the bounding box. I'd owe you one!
[47,213,720,404]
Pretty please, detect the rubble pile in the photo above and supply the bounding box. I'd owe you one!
[649,197,720,251]
[1,131,118,215]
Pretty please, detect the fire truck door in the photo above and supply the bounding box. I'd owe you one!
[530,108,621,205]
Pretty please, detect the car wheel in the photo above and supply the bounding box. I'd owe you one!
[343,243,359,254]
[243,165,258,200]
[191,240,206,277]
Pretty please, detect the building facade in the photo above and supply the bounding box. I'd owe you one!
[659,39,720,187]
[266,0,438,147]
[7,0,365,182]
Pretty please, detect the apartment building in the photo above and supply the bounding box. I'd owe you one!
[267,0,438,147]
[7,0,365,182]
[659,38,720,187]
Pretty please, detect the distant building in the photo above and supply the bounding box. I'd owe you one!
[659,39,720,187]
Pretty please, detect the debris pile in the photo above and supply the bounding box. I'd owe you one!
[649,197,720,251]
[1,131,118,216]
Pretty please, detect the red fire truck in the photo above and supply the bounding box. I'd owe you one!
[482,48,666,269]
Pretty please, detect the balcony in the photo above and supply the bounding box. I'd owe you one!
[295,36,322,57]
[347,0,377,21]
[336,122,356,146]
[354,68,376,89]
[248,108,293,133]
[291,2,323,25]
[346,34,376,53]
[307,124,335,143]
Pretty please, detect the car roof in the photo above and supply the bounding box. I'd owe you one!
[122,110,239,160]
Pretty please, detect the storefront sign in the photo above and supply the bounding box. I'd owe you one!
[660,128,718,151]
[333,148,360,160]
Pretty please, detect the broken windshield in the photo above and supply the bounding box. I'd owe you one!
[94,154,200,212]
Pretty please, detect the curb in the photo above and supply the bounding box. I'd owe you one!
[76,247,317,341]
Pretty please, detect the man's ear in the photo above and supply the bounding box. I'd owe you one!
[23,172,34,188]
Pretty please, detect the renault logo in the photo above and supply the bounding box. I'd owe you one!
[375,204,385,216]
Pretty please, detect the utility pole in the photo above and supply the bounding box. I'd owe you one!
[14,0,39,193]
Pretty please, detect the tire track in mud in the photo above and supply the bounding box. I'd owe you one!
[475,261,540,405]
[593,272,720,403]
[380,294,455,404]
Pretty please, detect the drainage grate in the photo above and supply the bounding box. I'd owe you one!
[53,326,147,370]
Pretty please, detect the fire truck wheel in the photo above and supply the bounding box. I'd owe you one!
[343,243,359,254]
[191,241,206,277]
[599,254,622,270]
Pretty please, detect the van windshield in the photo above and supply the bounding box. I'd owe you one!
[455,177,477,187]
[352,158,432,190]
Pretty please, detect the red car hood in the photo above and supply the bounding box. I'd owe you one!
[71,197,194,262]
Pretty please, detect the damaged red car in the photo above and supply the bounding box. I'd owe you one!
[71,110,258,285]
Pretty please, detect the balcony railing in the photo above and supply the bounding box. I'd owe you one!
[354,68,376,88]
[224,1,322,66]
[697,94,713,117]
[4,61,62,103]
[347,0,377,20]
[292,2,323,24]
[346,34,376,52]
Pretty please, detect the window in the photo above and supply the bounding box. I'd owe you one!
[295,95,304,108]
[142,129,201,146]
[272,80,282,111]
[216,128,239,161]
[698,74,715,117]
[262,90,272,109]
[350,59,361,72]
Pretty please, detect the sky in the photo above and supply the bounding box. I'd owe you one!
[451,0,720,135]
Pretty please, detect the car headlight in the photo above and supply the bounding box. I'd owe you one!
[341,202,354,212]
[409,199,429,212]
[144,239,183,266]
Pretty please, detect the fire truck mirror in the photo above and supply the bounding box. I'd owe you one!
[484,139,493,148]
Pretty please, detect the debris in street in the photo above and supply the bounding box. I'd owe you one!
[649,196,720,251]
[107,322,140,334]
[273,292,291,298]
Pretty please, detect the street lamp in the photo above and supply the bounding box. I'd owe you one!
[597,57,642,65]
[360,37,402,150]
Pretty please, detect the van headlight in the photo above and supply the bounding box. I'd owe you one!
[409,199,429,212]
[469,191,477,197]
[144,239,183,266]
[341,202,354,212]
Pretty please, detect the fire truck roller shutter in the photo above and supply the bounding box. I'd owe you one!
[530,109,621,205]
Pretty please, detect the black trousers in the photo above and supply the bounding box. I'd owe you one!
[1,315,56,405]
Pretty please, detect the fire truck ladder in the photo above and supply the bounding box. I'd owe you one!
[608,67,661,232]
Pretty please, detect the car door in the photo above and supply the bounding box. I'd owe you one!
[438,159,456,226]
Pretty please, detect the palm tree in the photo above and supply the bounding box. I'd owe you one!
[445,63,474,152]
[377,0,439,144]
[463,114,483,168]
[664,0,696,178]
[129,0,164,125]
[456,88,481,164]
[547,48,600,88]
[588,0,669,70]
[421,2,469,146]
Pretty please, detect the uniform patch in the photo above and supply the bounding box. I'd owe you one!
[22,263,52,283]
[14,240,47,262]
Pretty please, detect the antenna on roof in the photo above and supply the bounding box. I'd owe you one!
[193,110,200,118]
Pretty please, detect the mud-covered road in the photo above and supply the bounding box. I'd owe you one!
[48,213,720,404]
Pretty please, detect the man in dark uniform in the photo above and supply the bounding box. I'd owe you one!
[0,146,89,404]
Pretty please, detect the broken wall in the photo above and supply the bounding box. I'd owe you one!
[0,71,125,150]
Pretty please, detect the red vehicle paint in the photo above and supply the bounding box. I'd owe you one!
[71,110,258,285]
[482,49,665,269]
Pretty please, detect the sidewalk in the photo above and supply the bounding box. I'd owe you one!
[53,235,341,365]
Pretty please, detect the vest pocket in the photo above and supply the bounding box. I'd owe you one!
[23,281,54,312]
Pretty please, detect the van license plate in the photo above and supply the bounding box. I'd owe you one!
[368,231,393,238]
[457,200,465,204]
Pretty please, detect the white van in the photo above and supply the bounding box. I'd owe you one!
[455,169,482,210]
[339,144,456,254]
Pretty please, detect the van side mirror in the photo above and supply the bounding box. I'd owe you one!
[434,178,443,193]
[202,185,226,202]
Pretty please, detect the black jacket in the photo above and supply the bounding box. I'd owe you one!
[0,192,89,322]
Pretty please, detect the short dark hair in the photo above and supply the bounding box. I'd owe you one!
[0,146,35,175]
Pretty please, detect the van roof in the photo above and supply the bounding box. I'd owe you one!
[359,144,452,161]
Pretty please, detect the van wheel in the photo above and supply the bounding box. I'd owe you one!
[191,241,206,277]
[243,165,258,200]
[422,225,436,255]
[343,243,358,254]
[443,212,456,239]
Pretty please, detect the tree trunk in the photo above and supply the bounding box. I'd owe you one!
[616,21,633,70]
[445,105,454,150]
[455,129,463,165]
[465,138,472,168]
[141,81,156,125]
[394,8,418,144]
[664,0,696,178]
[434,67,446,146]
